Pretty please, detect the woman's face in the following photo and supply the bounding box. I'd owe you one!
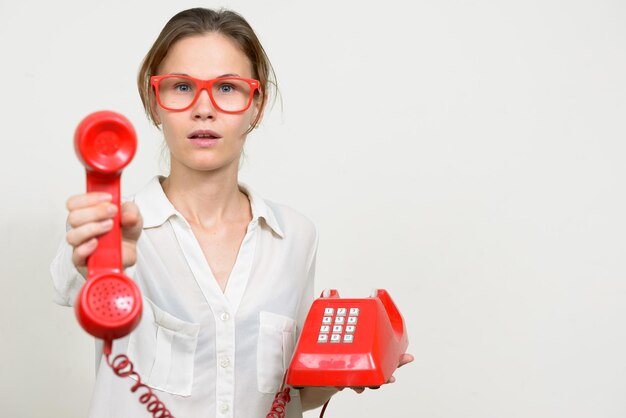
[153,33,261,174]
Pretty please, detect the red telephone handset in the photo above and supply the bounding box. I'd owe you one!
[287,289,409,388]
[73,111,174,418]
[74,110,142,340]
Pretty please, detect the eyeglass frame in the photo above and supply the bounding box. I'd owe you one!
[150,75,261,114]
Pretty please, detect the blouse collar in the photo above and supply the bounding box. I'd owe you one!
[134,176,284,238]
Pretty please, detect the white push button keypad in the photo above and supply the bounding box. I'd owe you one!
[317,305,359,343]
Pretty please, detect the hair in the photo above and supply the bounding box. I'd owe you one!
[137,8,277,132]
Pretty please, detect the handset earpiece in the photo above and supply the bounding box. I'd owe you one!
[74,110,142,341]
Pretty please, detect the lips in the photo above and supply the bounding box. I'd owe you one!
[187,129,222,140]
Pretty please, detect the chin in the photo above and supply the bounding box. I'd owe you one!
[188,156,239,172]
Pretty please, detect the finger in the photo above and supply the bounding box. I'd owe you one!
[67,203,117,228]
[67,192,112,211]
[398,353,414,367]
[66,219,114,247]
[386,376,396,384]
[71,238,98,267]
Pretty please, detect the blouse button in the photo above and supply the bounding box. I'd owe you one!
[219,403,229,413]
[219,357,230,368]
[220,312,230,321]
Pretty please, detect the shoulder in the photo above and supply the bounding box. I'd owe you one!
[265,199,317,240]
[263,199,318,268]
[121,176,156,204]
[122,176,177,229]
[242,183,317,243]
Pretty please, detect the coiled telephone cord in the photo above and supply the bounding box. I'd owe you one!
[103,341,331,418]
[266,373,331,418]
[104,341,175,418]
[266,387,291,418]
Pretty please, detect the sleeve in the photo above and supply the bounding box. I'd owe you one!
[295,225,318,338]
[50,221,85,307]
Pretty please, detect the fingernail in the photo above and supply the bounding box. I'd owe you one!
[98,193,112,201]
[101,219,114,228]
[106,204,118,215]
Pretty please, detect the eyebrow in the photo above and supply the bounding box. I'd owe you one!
[168,72,241,78]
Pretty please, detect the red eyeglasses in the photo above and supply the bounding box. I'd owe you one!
[150,75,260,113]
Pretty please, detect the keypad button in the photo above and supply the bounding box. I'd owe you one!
[332,325,343,334]
[334,316,345,324]
[337,308,347,316]
[349,308,360,316]
[318,334,329,343]
[347,316,358,324]
[320,325,330,333]
[343,334,354,343]
[330,334,341,343]
[324,307,334,316]
[322,316,333,324]
[345,325,356,334]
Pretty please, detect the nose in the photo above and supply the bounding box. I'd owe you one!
[192,88,215,120]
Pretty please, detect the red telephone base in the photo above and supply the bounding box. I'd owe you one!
[286,289,408,388]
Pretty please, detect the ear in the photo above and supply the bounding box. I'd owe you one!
[250,92,265,128]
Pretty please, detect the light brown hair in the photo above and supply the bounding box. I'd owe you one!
[137,8,276,131]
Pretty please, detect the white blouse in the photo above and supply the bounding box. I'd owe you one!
[50,176,318,418]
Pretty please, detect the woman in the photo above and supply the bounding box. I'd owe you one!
[51,7,411,418]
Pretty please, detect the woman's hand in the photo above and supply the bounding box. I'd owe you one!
[66,192,143,277]
[337,352,414,394]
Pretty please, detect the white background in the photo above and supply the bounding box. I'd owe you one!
[1,0,625,417]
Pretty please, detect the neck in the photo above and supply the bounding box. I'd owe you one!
[161,159,250,228]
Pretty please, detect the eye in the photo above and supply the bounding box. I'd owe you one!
[218,83,235,93]
[174,83,192,93]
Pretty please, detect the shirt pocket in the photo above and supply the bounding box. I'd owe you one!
[257,311,297,394]
[127,298,200,396]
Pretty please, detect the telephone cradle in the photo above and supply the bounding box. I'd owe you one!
[286,288,409,389]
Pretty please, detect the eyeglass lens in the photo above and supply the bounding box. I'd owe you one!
[157,77,252,111]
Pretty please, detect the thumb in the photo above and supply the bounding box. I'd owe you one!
[120,201,143,241]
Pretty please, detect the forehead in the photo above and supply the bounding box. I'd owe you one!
[158,32,253,78]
